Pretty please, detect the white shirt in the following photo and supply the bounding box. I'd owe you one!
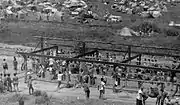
[136,89,143,100]
[100,81,105,90]
[57,74,63,81]
[62,61,66,66]
[49,58,54,65]
[115,81,118,85]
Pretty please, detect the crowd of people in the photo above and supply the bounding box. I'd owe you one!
[0,58,19,93]
[136,86,180,105]
[0,48,180,104]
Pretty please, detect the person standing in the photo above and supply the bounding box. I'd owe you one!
[2,59,8,74]
[98,78,105,99]
[0,73,2,82]
[7,74,12,92]
[136,87,145,105]
[28,76,34,95]
[160,89,168,105]
[83,81,90,99]
[57,71,63,89]
[13,57,18,73]
[3,74,7,91]
[0,73,3,93]
[13,73,19,92]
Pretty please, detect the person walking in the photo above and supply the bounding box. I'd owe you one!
[28,76,34,95]
[57,71,63,90]
[13,73,19,92]
[98,78,105,99]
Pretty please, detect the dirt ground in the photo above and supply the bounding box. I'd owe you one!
[0,43,159,105]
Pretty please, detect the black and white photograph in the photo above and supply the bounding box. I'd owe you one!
[0,0,180,105]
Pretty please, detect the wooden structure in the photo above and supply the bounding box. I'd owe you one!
[17,36,180,84]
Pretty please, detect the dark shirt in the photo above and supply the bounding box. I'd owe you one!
[83,83,89,92]
[7,77,12,84]
[13,76,18,84]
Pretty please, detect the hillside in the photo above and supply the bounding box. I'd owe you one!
[0,0,180,49]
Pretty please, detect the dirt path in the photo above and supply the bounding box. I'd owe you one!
[16,79,156,105]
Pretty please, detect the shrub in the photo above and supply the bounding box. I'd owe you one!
[35,96,47,105]
[34,91,52,105]
[131,21,161,34]
[33,90,42,96]
[164,27,179,36]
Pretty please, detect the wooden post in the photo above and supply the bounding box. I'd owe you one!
[40,36,44,64]
[128,45,131,59]
[56,46,58,55]
[96,50,99,58]
[23,55,28,83]
[138,54,141,65]
[82,42,86,55]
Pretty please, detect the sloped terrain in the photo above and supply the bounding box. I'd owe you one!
[0,0,180,49]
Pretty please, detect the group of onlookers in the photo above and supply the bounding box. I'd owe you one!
[0,57,19,93]
[136,86,180,105]
[0,72,19,93]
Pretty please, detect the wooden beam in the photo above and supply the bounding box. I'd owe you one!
[16,52,180,73]
[121,54,141,63]
[74,50,98,58]
[50,44,180,58]
[30,46,58,54]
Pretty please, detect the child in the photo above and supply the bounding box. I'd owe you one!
[28,76,34,95]
[7,74,12,92]
[98,78,105,99]
[13,73,19,92]
[83,81,90,99]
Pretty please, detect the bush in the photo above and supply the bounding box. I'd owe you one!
[33,90,42,96]
[131,21,161,34]
[164,27,179,36]
[7,94,28,103]
[34,91,52,105]
[35,96,47,105]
